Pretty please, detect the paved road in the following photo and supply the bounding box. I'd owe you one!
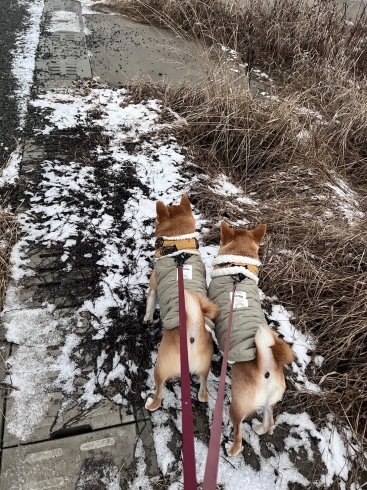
[0,0,28,167]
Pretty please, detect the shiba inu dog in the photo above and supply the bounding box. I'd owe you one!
[144,195,219,411]
[208,221,294,457]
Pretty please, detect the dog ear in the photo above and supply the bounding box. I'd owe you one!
[180,195,192,213]
[220,221,234,245]
[156,201,169,223]
[198,296,220,320]
[252,224,267,244]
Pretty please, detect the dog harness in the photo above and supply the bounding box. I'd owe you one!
[155,234,200,259]
[208,255,266,362]
[155,235,213,330]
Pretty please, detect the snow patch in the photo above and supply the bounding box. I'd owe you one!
[0,149,22,186]
[11,0,44,129]
[48,11,81,32]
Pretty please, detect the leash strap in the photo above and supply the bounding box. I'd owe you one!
[177,258,197,489]
[202,280,238,490]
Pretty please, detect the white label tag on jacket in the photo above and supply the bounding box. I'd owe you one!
[230,291,249,308]
[177,265,193,280]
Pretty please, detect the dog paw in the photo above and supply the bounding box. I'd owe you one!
[145,397,161,411]
[225,441,242,457]
[143,315,153,324]
[252,418,265,435]
[145,397,154,410]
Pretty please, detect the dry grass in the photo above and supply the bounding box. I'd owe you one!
[0,207,18,311]
[107,0,367,177]
[111,0,367,475]
[260,195,367,443]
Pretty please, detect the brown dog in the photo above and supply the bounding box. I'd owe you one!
[208,222,294,456]
[144,195,219,411]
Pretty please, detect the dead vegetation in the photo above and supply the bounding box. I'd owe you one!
[109,0,367,479]
[0,195,18,312]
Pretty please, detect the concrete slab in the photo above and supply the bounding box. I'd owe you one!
[335,0,367,20]
[84,14,204,85]
[3,391,135,447]
[35,0,91,89]
[22,250,62,271]
[0,342,11,457]
[2,306,139,448]
[136,415,159,478]
[21,138,45,171]
[1,424,137,490]
[12,278,93,309]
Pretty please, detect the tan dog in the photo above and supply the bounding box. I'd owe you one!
[208,222,294,457]
[144,195,219,411]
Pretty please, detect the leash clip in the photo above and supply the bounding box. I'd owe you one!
[174,252,191,267]
[231,272,246,284]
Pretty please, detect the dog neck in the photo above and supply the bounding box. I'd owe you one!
[211,254,261,283]
[155,233,200,259]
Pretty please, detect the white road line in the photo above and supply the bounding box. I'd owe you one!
[80,437,116,451]
[25,447,63,463]
[24,476,66,489]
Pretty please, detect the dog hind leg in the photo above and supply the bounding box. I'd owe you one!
[144,269,157,323]
[145,364,165,411]
[198,371,210,402]
[226,404,247,457]
[252,403,275,435]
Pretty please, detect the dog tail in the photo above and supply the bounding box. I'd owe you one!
[255,325,294,367]
[270,336,294,365]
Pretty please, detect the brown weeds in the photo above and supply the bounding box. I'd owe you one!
[0,205,18,311]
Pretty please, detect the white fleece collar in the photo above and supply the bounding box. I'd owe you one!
[158,232,198,240]
[155,249,201,260]
[212,255,261,267]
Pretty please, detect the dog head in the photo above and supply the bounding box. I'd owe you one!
[218,221,267,259]
[155,195,196,237]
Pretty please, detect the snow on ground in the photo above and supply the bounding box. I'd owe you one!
[11,0,44,130]
[78,0,109,14]
[0,0,45,185]
[1,82,357,489]
[0,149,22,187]
[48,11,81,33]
[326,174,365,224]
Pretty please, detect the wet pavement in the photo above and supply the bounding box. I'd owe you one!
[0,0,28,166]
[84,14,204,86]
[335,0,367,18]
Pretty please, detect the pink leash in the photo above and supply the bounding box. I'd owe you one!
[177,263,197,489]
[202,281,237,490]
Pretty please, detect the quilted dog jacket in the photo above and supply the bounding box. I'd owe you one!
[208,275,266,362]
[155,254,210,330]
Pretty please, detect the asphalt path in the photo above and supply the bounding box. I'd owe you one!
[0,0,30,167]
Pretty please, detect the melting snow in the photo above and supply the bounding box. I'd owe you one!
[0,149,22,186]
[327,175,365,224]
[48,11,81,32]
[2,29,359,488]
[11,0,44,130]
[2,84,356,487]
